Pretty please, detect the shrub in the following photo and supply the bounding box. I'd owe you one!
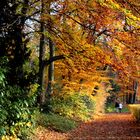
[105,103,129,113]
[0,84,37,139]
[36,112,77,132]
[47,92,95,121]
[128,104,140,121]
[105,103,115,113]
[0,59,37,139]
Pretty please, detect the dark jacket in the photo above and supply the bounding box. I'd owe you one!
[115,102,119,108]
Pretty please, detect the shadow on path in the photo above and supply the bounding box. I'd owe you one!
[69,113,140,140]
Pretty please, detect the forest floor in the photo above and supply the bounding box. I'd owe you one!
[34,113,140,140]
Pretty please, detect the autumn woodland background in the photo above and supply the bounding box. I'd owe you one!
[0,0,140,139]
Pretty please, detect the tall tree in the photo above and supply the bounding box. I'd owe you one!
[0,0,31,87]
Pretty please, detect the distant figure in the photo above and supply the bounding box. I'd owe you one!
[115,101,119,113]
[119,102,123,113]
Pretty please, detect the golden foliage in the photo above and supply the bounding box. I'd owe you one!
[37,0,140,97]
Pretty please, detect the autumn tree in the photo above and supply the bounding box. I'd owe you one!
[1,0,139,105]
[0,0,31,87]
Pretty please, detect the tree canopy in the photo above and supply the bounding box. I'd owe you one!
[0,0,140,138]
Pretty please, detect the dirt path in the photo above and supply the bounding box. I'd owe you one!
[69,113,140,140]
[35,113,140,140]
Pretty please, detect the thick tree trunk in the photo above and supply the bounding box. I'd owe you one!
[38,0,46,105]
[47,39,55,96]
[13,27,25,87]
[39,22,45,89]
[9,0,29,88]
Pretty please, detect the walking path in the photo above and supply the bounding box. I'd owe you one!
[35,113,140,140]
[69,113,140,140]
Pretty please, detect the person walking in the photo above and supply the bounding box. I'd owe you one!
[115,100,119,113]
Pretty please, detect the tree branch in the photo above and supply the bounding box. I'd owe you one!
[42,55,65,67]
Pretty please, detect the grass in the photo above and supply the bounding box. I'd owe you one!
[36,112,78,132]
[105,103,130,113]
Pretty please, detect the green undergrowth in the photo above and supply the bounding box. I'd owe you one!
[105,103,129,113]
[46,92,95,122]
[0,58,38,140]
[35,92,95,133]
[35,112,77,132]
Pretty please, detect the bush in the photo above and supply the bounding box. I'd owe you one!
[47,92,95,121]
[128,104,140,121]
[0,59,37,139]
[36,112,77,132]
[105,103,115,113]
[0,85,37,139]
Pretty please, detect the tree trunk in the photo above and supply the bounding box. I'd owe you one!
[129,93,133,104]
[9,0,29,88]
[133,80,138,103]
[47,39,55,96]
[38,0,46,105]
